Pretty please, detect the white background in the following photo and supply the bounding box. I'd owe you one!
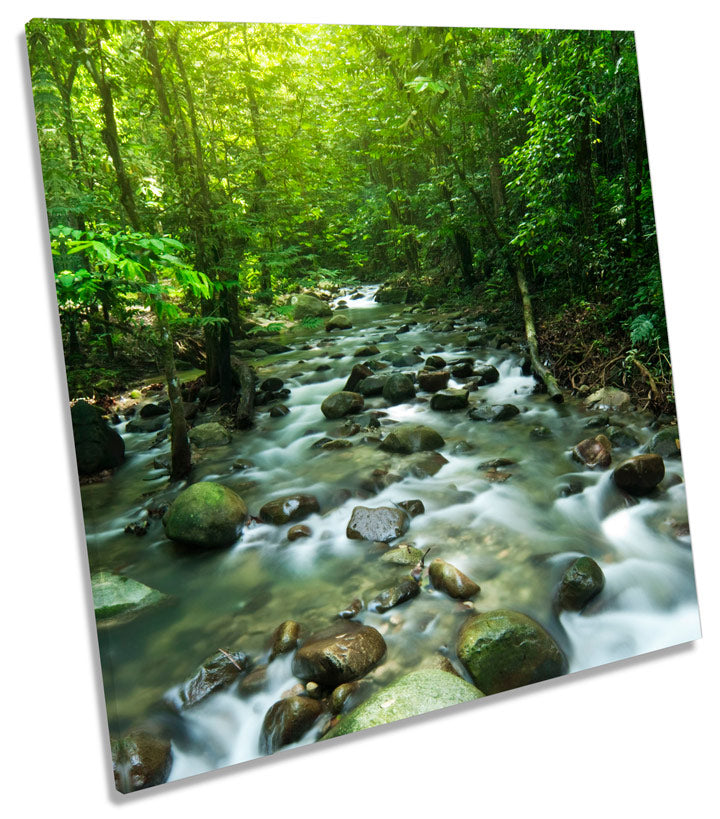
[2,1,717,816]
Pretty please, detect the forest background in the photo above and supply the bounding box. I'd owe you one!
[3,1,719,818]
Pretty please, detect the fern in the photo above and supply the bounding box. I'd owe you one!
[629,314,658,347]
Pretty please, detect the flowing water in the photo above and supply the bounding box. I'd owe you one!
[81,286,701,781]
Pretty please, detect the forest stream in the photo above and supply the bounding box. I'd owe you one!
[83,286,700,784]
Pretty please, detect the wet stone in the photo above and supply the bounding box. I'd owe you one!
[321,391,364,419]
[474,364,500,385]
[380,544,425,565]
[338,598,364,619]
[424,354,446,369]
[188,422,231,448]
[292,620,387,687]
[261,377,284,392]
[369,578,420,613]
[430,389,470,411]
[457,609,568,695]
[417,369,450,392]
[346,505,410,541]
[647,426,681,459]
[379,424,445,454]
[260,494,320,525]
[428,558,480,599]
[112,731,172,793]
[270,620,302,660]
[382,372,417,404]
[555,557,605,611]
[530,425,554,440]
[287,524,312,541]
[397,499,425,517]
[174,649,249,709]
[572,434,612,469]
[269,404,290,418]
[344,363,373,392]
[613,454,665,495]
[468,403,520,422]
[259,696,323,755]
[355,345,380,357]
[357,375,388,396]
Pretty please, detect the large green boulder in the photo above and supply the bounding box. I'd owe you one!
[457,609,567,695]
[292,293,332,319]
[91,572,167,622]
[162,482,248,549]
[188,422,231,448]
[323,670,482,739]
[379,424,445,454]
[71,400,125,475]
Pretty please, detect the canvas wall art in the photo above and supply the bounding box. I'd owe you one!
[26,18,701,793]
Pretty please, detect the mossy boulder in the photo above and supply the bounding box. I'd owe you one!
[325,313,353,331]
[71,400,125,475]
[321,391,364,419]
[555,557,605,611]
[430,389,470,411]
[323,670,482,739]
[382,372,416,404]
[457,609,568,695]
[647,426,681,459]
[188,422,231,448]
[91,572,167,622]
[292,293,332,319]
[379,424,445,454]
[162,482,248,549]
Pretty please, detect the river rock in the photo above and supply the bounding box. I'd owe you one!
[428,558,480,599]
[293,293,332,319]
[382,372,416,404]
[451,361,474,379]
[457,609,568,695]
[259,696,324,754]
[606,425,639,448]
[358,375,388,396]
[612,454,665,495]
[326,314,352,331]
[330,682,359,714]
[555,557,605,611]
[344,363,373,391]
[126,414,168,433]
[417,369,450,392]
[260,494,320,525]
[292,620,386,686]
[346,505,410,541]
[355,345,380,357]
[585,386,631,411]
[323,670,482,739]
[288,524,312,541]
[475,364,500,385]
[530,425,554,440]
[379,423,445,454]
[139,402,169,418]
[174,648,249,709]
[269,404,290,418]
[647,425,681,458]
[369,578,420,612]
[572,434,612,469]
[321,391,364,419]
[162,482,248,549]
[424,355,446,370]
[397,499,425,517]
[468,403,520,422]
[270,620,302,660]
[112,731,172,793]
[405,451,449,478]
[188,422,231,448]
[71,400,125,475]
[380,544,425,565]
[430,389,470,411]
[379,332,399,343]
[91,572,167,622]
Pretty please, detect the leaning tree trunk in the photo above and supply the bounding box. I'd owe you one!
[515,263,564,403]
[234,362,256,430]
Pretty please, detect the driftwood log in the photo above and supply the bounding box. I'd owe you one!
[515,264,564,403]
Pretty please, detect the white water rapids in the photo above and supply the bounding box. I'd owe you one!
[81,285,700,782]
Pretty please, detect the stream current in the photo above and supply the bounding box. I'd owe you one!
[81,287,701,781]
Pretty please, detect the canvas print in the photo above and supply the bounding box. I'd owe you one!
[26,19,701,793]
